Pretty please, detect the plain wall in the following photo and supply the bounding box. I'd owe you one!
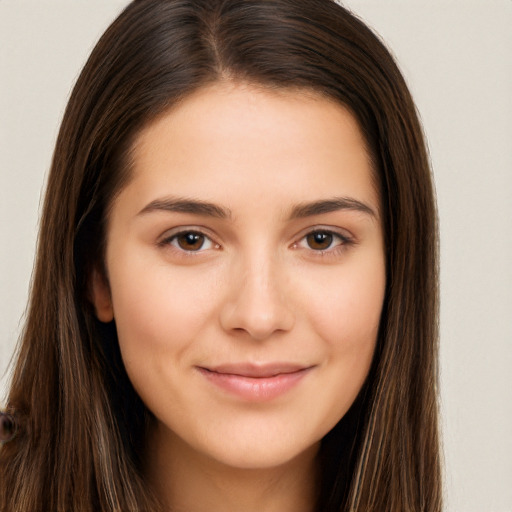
[1,1,511,510]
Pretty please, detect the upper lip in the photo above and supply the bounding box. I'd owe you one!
[199,363,313,378]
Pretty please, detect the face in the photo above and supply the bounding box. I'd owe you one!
[92,82,386,470]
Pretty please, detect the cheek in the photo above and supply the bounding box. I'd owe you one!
[107,254,223,371]
[305,259,385,349]
[300,254,385,403]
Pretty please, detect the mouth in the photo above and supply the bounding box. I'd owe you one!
[196,363,314,402]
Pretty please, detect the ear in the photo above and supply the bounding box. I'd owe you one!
[89,268,114,322]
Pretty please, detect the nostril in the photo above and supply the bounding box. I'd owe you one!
[0,411,18,443]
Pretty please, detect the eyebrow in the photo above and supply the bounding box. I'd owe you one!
[288,197,376,219]
[137,195,376,221]
[138,197,231,219]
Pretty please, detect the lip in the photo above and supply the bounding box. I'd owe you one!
[196,363,314,402]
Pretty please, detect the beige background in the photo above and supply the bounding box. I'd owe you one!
[1,1,511,510]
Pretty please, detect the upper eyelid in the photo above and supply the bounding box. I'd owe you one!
[157,225,355,248]
[294,230,351,250]
[293,225,355,243]
[159,229,219,255]
[159,226,217,242]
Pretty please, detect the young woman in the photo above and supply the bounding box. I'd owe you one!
[0,0,441,510]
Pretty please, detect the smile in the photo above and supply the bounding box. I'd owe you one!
[196,363,314,402]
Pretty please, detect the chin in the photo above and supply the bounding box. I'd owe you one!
[181,414,324,471]
[208,437,320,471]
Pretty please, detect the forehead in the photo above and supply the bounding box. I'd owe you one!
[121,81,379,219]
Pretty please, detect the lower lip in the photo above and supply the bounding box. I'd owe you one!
[197,368,312,402]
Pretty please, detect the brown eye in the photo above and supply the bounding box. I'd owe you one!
[306,231,334,250]
[175,232,206,251]
[163,230,217,253]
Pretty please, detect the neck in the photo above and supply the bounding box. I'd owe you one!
[145,425,319,512]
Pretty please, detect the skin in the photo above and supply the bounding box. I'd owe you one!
[92,82,386,512]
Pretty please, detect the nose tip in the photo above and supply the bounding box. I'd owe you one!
[220,273,295,341]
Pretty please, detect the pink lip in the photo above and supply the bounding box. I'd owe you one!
[197,363,313,402]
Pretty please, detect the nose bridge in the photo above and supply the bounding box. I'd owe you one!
[220,245,294,339]
[244,247,275,295]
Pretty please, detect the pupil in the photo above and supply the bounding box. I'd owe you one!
[178,233,204,250]
[308,232,332,250]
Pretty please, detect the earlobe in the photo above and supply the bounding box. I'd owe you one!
[90,268,114,322]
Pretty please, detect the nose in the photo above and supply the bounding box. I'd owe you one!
[219,255,295,341]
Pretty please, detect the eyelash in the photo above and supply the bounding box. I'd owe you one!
[159,229,219,254]
[292,229,354,257]
[158,227,354,257]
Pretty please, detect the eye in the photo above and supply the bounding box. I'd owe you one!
[164,231,216,252]
[305,231,335,250]
[296,229,350,252]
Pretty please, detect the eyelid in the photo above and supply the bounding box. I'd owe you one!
[293,225,354,243]
[158,226,221,252]
[291,226,355,253]
[157,224,355,255]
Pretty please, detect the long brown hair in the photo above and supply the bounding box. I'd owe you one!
[0,1,441,510]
